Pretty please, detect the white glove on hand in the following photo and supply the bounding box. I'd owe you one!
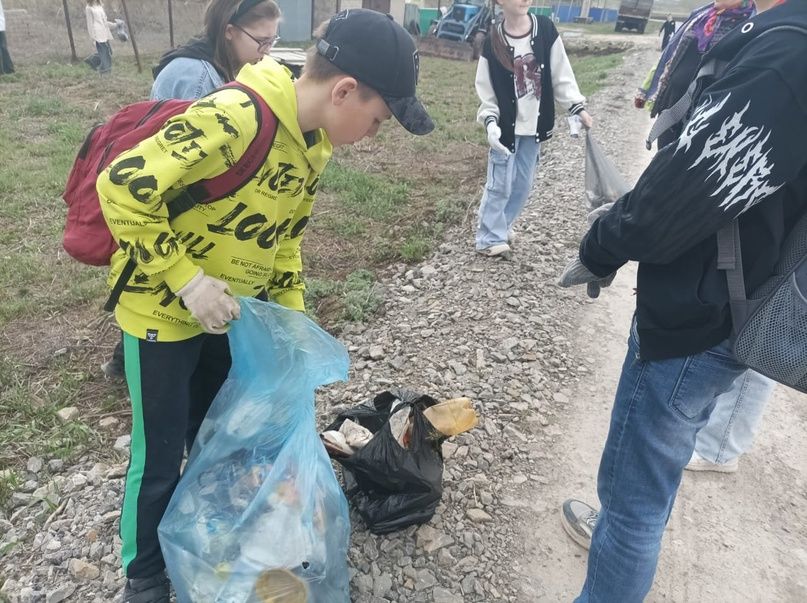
[558,258,616,299]
[486,122,511,157]
[177,270,241,335]
[586,202,615,226]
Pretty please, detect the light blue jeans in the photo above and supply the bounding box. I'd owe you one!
[476,135,540,250]
[576,320,749,602]
[694,369,775,463]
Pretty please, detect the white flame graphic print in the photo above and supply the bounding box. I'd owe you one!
[676,94,783,214]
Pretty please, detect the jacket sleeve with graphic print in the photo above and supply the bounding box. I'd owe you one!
[580,33,807,277]
[97,91,256,294]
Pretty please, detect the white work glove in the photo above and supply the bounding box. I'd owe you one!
[586,202,615,226]
[558,258,616,299]
[176,269,241,335]
[486,121,511,157]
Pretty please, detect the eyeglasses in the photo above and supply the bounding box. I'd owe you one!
[235,24,280,55]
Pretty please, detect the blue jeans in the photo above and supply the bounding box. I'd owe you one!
[576,321,748,602]
[694,369,775,464]
[96,41,112,74]
[476,135,540,249]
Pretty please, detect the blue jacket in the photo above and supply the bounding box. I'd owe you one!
[150,56,225,101]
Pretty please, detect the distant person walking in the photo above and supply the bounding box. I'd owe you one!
[659,14,676,50]
[85,0,116,74]
[0,0,15,74]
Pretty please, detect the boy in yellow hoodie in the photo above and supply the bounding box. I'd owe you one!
[97,9,433,602]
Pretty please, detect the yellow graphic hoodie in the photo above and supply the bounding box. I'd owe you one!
[97,58,332,341]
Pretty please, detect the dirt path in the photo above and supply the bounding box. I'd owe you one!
[521,38,807,603]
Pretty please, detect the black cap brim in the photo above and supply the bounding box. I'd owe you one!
[383,95,434,136]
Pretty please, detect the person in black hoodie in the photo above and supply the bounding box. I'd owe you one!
[557,0,807,600]
[151,0,280,101]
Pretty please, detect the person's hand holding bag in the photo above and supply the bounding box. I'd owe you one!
[177,269,241,334]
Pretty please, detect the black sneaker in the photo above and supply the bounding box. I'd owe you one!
[122,571,170,603]
[102,340,126,380]
[560,498,599,550]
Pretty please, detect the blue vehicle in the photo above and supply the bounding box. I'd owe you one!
[430,1,496,59]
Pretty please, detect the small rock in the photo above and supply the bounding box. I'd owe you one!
[369,345,385,360]
[441,442,458,459]
[433,586,464,603]
[416,525,454,554]
[553,392,570,404]
[55,407,79,422]
[47,459,64,473]
[420,265,438,277]
[10,492,32,508]
[414,569,436,591]
[475,349,485,370]
[363,537,379,562]
[26,457,44,474]
[355,573,374,594]
[68,558,101,581]
[106,464,128,479]
[114,435,131,450]
[448,361,467,376]
[66,474,88,492]
[372,574,393,597]
[19,586,42,603]
[45,538,62,552]
[46,582,76,603]
[466,508,493,523]
[98,417,120,431]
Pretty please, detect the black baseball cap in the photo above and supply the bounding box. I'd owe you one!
[315,9,434,135]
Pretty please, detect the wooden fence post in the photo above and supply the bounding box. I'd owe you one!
[62,0,78,62]
[168,0,175,48]
[119,0,142,73]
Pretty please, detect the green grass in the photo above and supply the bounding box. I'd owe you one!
[320,162,410,220]
[0,355,98,469]
[569,52,626,97]
[304,269,382,323]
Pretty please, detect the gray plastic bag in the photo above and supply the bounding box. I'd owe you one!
[584,132,631,210]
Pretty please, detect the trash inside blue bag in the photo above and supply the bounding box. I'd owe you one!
[159,298,351,603]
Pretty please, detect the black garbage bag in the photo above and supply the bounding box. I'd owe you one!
[324,389,447,534]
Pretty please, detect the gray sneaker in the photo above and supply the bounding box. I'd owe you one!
[561,498,598,550]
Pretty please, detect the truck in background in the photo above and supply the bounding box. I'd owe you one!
[615,0,654,33]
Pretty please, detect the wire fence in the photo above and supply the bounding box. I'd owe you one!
[5,0,214,65]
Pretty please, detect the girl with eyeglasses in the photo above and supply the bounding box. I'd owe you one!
[151,0,281,101]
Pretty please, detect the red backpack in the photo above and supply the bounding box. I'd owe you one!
[62,82,277,267]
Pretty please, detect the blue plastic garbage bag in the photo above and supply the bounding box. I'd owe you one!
[158,298,351,603]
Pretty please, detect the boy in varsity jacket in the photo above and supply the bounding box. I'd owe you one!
[97,10,433,602]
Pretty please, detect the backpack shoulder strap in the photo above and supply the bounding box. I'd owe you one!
[717,220,750,335]
[104,83,278,313]
[169,82,279,218]
[645,59,728,150]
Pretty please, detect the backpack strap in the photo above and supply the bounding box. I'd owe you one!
[103,82,278,313]
[717,220,750,336]
[181,81,278,207]
[645,59,727,150]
